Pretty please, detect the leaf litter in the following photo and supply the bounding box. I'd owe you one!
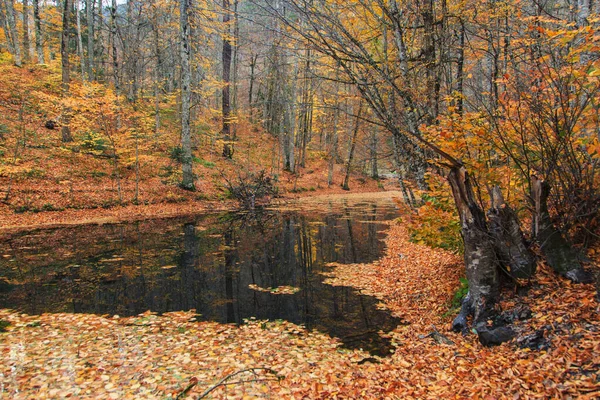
[0,222,598,399]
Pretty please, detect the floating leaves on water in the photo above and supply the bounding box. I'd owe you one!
[248,284,301,295]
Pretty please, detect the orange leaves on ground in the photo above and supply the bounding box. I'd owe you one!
[1,219,598,399]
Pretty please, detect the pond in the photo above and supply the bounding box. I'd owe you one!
[0,196,402,356]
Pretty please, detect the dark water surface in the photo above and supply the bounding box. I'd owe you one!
[0,198,401,355]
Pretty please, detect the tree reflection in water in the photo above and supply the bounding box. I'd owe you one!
[0,202,401,355]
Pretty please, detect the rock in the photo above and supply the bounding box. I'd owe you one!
[477,326,515,346]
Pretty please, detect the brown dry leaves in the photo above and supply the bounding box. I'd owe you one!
[1,222,599,399]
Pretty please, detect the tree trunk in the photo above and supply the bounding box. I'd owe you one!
[231,0,239,140]
[248,53,257,123]
[448,166,499,332]
[4,0,21,66]
[152,2,161,135]
[22,0,31,63]
[179,0,194,190]
[455,21,465,115]
[85,0,94,79]
[488,186,536,279]
[342,101,363,191]
[370,130,378,179]
[110,0,119,92]
[531,176,591,283]
[75,0,85,80]
[327,96,340,187]
[61,0,73,142]
[33,0,43,64]
[221,0,233,158]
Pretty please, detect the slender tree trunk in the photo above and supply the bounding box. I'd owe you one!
[342,100,363,190]
[61,0,73,142]
[152,2,161,135]
[33,0,44,64]
[110,0,119,92]
[22,0,31,63]
[75,0,85,80]
[248,53,257,123]
[370,130,378,179]
[95,0,104,81]
[4,0,21,66]
[327,95,340,187]
[0,1,13,54]
[231,0,239,140]
[85,0,94,79]
[456,21,465,115]
[179,0,194,190]
[222,0,233,158]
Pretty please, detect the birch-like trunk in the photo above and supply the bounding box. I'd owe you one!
[179,0,194,190]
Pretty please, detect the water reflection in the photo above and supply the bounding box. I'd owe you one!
[0,201,400,355]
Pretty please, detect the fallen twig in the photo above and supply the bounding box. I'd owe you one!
[197,368,280,399]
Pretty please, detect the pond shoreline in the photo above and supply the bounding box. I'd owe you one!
[0,189,400,234]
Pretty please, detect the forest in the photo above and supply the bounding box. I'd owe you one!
[0,0,599,398]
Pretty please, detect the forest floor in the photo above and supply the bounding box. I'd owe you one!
[1,217,598,399]
[0,160,386,233]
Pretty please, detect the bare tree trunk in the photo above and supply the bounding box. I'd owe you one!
[152,1,161,135]
[231,0,239,140]
[221,0,233,158]
[22,0,31,63]
[0,1,12,54]
[85,0,94,79]
[33,0,44,64]
[75,0,85,80]
[248,53,257,123]
[61,0,73,142]
[342,100,363,191]
[110,0,119,92]
[456,21,465,115]
[179,0,194,190]
[4,0,21,66]
[327,95,340,187]
[370,130,378,179]
[531,176,591,283]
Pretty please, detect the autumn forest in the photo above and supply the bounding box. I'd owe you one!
[0,0,599,398]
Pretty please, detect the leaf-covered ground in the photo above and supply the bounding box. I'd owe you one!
[1,222,599,399]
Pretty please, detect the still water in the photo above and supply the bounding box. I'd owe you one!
[0,198,401,355]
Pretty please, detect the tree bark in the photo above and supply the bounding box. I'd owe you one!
[488,186,536,279]
[531,176,591,283]
[221,0,233,158]
[448,166,499,332]
[110,0,119,92]
[33,0,43,64]
[22,0,31,63]
[179,0,194,190]
[61,0,73,142]
[75,0,85,80]
[342,100,363,191]
[85,0,94,79]
[4,0,21,66]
